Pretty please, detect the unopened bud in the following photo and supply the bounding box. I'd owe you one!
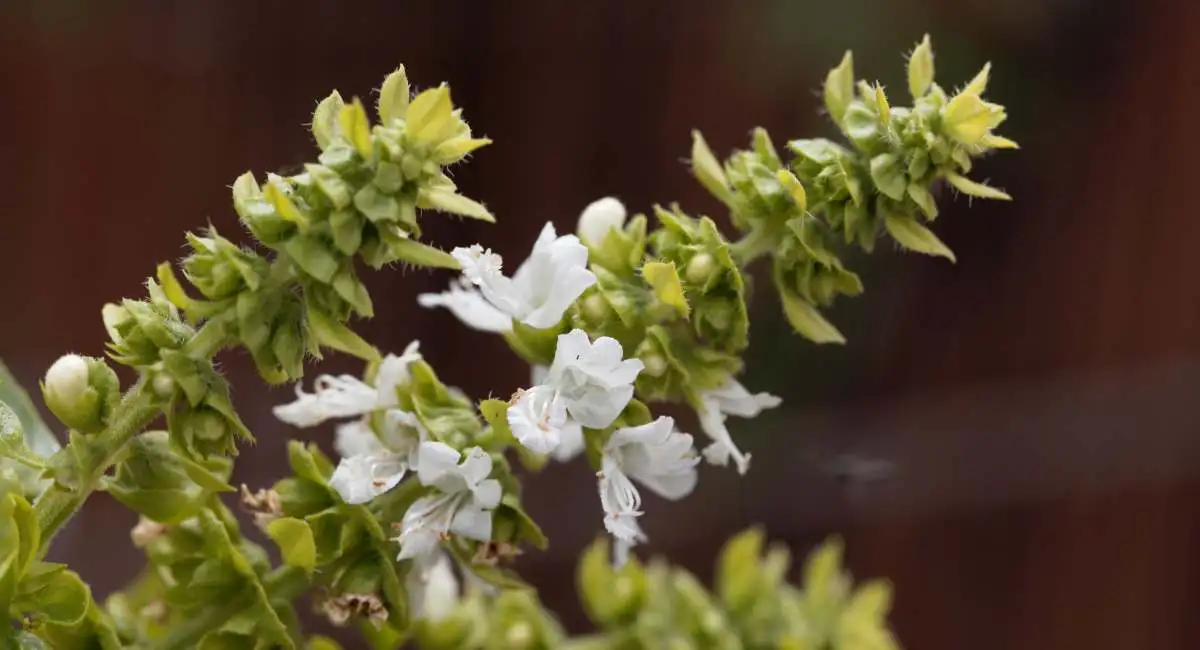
[152,372,176,399]
[685,253,717,285]
[504,622,534,648]
[43,354,116,432]
[582,293,609,322]
[642,354,667,378]
[577,197,627,246]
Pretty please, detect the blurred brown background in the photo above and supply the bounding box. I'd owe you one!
[3,0,1200,648]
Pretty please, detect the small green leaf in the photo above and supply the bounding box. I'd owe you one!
[305,164,353,210]
[0,403,48,471]
[376,66,410,125]
[405,85,454,145]
[963,61,991,96]
[776,283,846,344]
[498,493,548,550]
[416,188,494,222]
[264,179,308,227]
[907,34,934,98]
[15,565,90,626]
[906,182,938,219]
[432,136,492,165]
[943,171,1012,200]
[478,399,513,440]
[824,51,855,125]
[266,517,317,572]
[641,261,689,318]
[776,169,807,212]
[716,527,765,612]
[869,154,906,201]
[284,236,340,284]
[10,494,38,575]
[883,212,956,261]
[305,304,381,362]
[156,262,193,311]
[388,237,461,269]
[690,130,732,204]
[338,98,373,159]
[312,91,346,150]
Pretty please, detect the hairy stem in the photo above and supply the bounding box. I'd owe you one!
[34,378,161,552]
[150,566,311,650]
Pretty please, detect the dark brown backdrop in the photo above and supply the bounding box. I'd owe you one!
[2,1,1198,648]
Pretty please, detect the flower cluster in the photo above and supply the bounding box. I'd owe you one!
[0,36,1015,649]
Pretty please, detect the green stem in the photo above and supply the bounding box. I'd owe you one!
[150,566,311,650]
[729,225,781,267]
[34,379,161,552]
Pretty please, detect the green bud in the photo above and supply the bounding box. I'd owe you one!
[182,230,266,300]
[41,355,118,433]
[941,92,1006,146]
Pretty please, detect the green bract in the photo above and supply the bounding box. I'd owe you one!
[0,38,1016,649]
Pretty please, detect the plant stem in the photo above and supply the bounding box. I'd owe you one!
[150,566,311,650]
[33,378,161,552]
[729,225,782,267]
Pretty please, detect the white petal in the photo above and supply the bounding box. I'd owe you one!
[506,387,565,455]
[329,453,407,505]
[549,330,594,376]
[705,379,782,418]
[415,442,463,487]
[613,535,636,568]
[418,280,512,333]
[520,265,596,329]
[577,197,627,246]
[374,343,422,405]
[408,552,459,623]
[457,447,495,489]
[396,494,457,561]
[334,420,383,459]
[550,418,585,463]
[566,384,634,429]
[530,364,549,386]
[697,399,751,475]
[449,502,493,542]
[273,374,380,427]
[470,478,502,510]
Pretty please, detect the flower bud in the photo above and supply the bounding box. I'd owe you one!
[685,253,717,285]
[577,197,627,246]
[43,354,118,432]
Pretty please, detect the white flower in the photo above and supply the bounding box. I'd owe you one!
[696,379,782,475]
[395,442,502,561]
[450,222,596,329]
[532,364,588,462]
[577,197,627,246]
[417,278,512,333]
[598,416,698,543]
[506,386,569,456]
[406,551,459,623]
[546,329,643,428]
[328,419,422,505]
[273,342,422,428]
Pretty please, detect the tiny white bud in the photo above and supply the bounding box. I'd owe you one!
[642,354,667,377]
[152,373,176,399]
[577,196,627,246]
[582,293,608,321]
[685,253,717,285]
[45,354,89,403]
[505,622,534,647]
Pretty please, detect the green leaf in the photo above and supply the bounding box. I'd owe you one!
[0,403,48,472]
[715,527,764,612]
[387,237,461,269]
[305,164,353,210]
[906,182,938,219]
[11,493,38,575]
[15,565,90,626]
[883,212,956,261]
[498,493,548,550]
[266,517,317,573]
[329,209,363,256]
[0,359,59,460]
[338,98,373,159]
[283,236,339,284]
[868,154,906,201]
[776,169,807,212]
[431,137,492,165]
[943,171,1012,200]
[690,130,732,204]
[264,179,308,227]
[824,51,855,125]
[641,261,689,318]
[416,188,494,222]
[156,262,194,312]
[405,85,454,145]
[312,91,345,150]
[376,66,410,125]
[776,280,845,344]
[0,550,20,623]
[907,34,934,98]
[305,303,381,362]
